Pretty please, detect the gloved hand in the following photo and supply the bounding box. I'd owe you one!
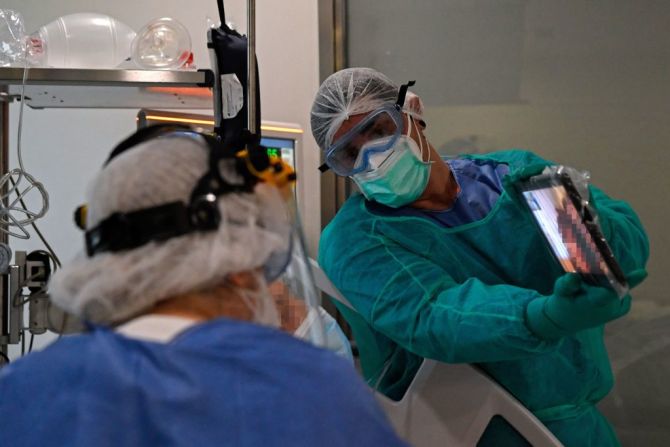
[525,274,631,340]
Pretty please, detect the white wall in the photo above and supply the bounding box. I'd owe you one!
[2,0,322,358]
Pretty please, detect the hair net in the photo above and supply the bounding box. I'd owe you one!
[49,135,291,325]
[310,68,398,151]
[310,67,425,151]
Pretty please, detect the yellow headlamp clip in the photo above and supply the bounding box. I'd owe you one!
[237,147,297,195]
[74,204,88,230]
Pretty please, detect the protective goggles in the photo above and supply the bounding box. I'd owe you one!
[322,105,403,176]
[319,80,416,176]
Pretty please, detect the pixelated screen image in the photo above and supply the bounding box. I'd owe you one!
[523,185,610,276]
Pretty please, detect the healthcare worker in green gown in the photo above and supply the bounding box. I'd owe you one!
[310,67,649,447]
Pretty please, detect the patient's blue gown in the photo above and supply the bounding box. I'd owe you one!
[0,318,406,446]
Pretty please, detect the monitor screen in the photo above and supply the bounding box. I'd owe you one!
[136,110,298,171]
[260,137,295,169]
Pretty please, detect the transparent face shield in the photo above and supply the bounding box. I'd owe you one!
[265,195,326,348]
[324,105,403,176]
[44,132,329,350]
[46,187,328,346]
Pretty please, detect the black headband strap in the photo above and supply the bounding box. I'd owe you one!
[395,80,416,109]
[85,202,194,256]
[105,123,192,166]
[85,125,268,257]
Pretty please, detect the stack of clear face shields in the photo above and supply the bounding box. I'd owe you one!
[0,9,27,67]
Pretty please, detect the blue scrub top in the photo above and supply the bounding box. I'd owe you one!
[0,318,406,447]
[367,157,509,227]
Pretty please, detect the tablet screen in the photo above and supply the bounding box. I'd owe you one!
[521,180,628,297]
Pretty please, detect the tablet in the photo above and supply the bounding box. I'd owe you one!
[517,170,629,297]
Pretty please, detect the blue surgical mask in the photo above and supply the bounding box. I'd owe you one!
[294,307,354,362]
[352,119,431,208]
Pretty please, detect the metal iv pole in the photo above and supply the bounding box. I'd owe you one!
[247,0,257,136]
[0,90,9,363]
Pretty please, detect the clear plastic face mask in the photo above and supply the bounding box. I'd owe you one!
[131,18,192,69]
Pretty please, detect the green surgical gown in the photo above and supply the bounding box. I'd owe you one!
[319,150,649,446]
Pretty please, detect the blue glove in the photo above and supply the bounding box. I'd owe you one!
[525,274,631,340]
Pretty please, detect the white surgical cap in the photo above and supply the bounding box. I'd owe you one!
[310,68,398,151]
[49,135,290,325]
[310,67,424,151]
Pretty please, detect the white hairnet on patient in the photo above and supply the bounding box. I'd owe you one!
[310,67,424,151]
[49,136,290,325]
